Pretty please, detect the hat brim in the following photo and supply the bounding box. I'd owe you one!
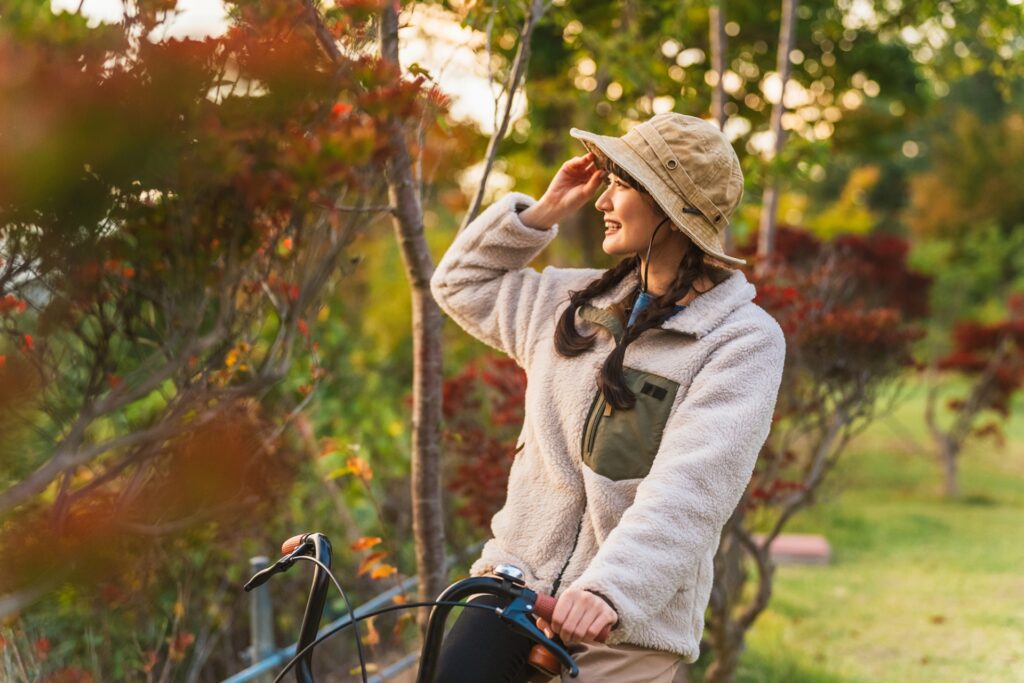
[569,127,747,267]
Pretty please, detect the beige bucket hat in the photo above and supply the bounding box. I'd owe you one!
[570,113,746,266]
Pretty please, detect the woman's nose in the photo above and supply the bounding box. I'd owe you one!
[594,186,612,211]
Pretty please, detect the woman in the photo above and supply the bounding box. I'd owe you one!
[430,113,785,682]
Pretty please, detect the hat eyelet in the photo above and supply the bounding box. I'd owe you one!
[666,159,679,170]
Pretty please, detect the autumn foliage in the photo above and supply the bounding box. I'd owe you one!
[0,0,435,677]
[441,355,527,530]
[923,293,1024,495]
[736,227,929,507]
[937,295,1024,423]
[696,226,930,681]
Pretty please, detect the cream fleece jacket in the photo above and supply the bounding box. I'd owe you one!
[429,192,785,661]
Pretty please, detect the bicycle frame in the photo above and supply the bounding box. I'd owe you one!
[293,534,332,683]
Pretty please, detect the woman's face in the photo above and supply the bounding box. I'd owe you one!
[594,173,678,256]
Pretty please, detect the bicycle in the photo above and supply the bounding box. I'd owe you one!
[242,532,611,683]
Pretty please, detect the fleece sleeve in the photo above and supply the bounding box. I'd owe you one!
[430,192,560,369]
[569,321,786,627]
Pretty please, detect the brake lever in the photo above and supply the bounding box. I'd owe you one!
[242,536,314,591]
[495,594,579,678]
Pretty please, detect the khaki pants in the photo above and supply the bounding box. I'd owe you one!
[527,641,681,683]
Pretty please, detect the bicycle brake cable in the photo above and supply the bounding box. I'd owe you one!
[270,600,500,683]
[289,555,368,683]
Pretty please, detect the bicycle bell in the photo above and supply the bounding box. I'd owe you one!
[493,564,526,585]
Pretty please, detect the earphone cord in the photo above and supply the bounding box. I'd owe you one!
[641,216,671,293]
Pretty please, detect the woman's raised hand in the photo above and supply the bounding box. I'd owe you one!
[519,153,604,230]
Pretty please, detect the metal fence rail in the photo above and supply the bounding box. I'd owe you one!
[367,652,420,683]
[222,575,418,683]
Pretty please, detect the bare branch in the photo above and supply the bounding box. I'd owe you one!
[315,202,396,214]
[484,0,499,133]
[766,408,850,542]
[116,497,259,536]
[0,418,184,515]
[302,0,343,63]
[733,524,773,632]
[0,574,65,621]
[460,0,547,232]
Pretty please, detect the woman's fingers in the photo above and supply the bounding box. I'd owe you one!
[584,612,609,642]
[556,606,582,643]
[562,603,604,644]
[564,153,595,173]
[535,616,555,638]
[550,593,571,633]
[532,152,600,221]
[549,589,616,644]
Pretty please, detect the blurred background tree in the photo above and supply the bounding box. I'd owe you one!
[1,0,1022,680]
[0,0,430,678]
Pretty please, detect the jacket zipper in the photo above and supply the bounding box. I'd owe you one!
[580,391,601,457]
[555,392,602,595]
[551,509,584,596]
[557,385,610,594]
[586,395,606,455]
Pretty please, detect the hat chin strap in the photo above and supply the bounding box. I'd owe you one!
[640,216,672,294]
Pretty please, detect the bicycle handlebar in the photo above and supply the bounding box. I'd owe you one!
[245,534,582,682]
[414,575,580,681]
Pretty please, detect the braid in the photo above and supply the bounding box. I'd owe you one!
[555,156,731,410]
[599,245,718,410]
[554,255,639,356]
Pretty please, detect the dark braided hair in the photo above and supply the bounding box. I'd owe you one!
[554,159,731,411]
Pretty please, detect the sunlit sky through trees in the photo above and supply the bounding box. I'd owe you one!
[49,0,518,135]
[49,0,1024,161]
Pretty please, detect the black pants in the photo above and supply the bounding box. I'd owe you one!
[434,594,541,683]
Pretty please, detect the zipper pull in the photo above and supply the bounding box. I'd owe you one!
[603,402,613,417]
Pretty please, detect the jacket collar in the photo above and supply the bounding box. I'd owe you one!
[582,268,756,339]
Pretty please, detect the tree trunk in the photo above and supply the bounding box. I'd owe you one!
[708,1,727,132]
[924,364,964,499]
[378,5,447,614]
[940,437,960,498]
[460,0,546,231]
[703,525,749,683]
[755,0,798,276]
[709,0,732,253]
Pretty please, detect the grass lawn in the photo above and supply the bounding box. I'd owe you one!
[734,382,1024,683]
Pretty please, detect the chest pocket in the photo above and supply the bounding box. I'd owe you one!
[580,367,680,481]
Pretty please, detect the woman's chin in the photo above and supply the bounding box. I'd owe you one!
[602,237,632,256]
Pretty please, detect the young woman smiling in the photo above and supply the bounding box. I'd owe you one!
[430,113,786,682]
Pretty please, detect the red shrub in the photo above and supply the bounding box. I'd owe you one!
[441,356,527,530]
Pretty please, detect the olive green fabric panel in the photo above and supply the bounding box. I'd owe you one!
[581,367,680,481]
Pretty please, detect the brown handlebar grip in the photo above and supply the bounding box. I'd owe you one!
[281,533,308,555]
[532,593,611,642]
